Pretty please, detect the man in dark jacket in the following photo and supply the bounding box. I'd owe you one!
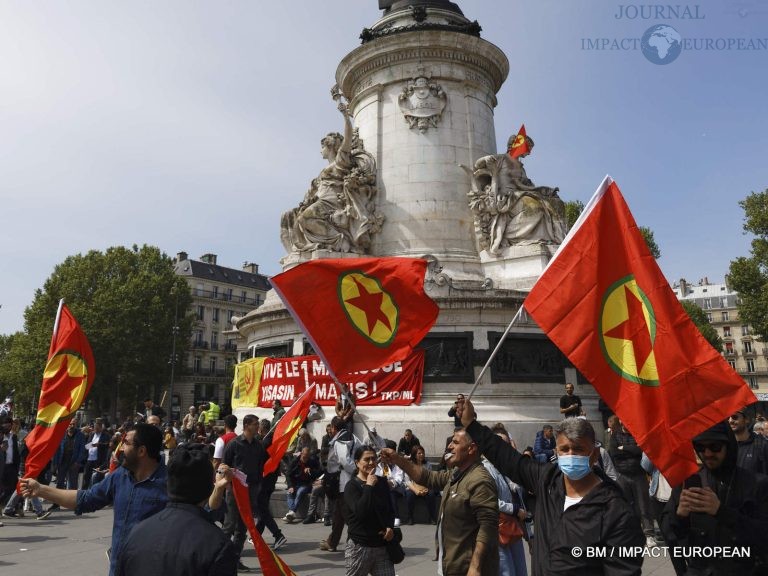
[661,421,768,576]
[284,447,321,523]
[461,398,644,575]
[116,444,237,575]
[533,425,556,463]
[608,419,656,546]
[53,420,87,490]
[729,408,768,475]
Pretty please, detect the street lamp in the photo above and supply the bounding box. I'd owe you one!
[168,290,180,423]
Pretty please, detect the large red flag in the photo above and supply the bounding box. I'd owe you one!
[270,257,438,378]
[23,302,95,483]
[524,177,756,486]
[231,471,298,576]
[263,384,316,476]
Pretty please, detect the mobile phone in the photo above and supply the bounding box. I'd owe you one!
[683,475,701,489]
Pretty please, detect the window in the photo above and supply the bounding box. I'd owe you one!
[720,297,727,308]
[255,294,263,306]
[728,360,736,370]
[209,357,217,374]
[228,310,235,324]
[196,305,204,321]
[703,298,711,310]
[194,331,203,345]
[226,288,233,301]
[212,285,219,298]
[742,325,750,336]
[725,342,734,354]
[196,283,204,297]
[211,332,219,347]
[747,359,755,373]
[749,377,758,390]
[194,383,216,403]
[241,290,247,303]
[744,341,753,353]
[194,356,202,373]
[722,311,729,322]
[212,308,220,323]
[723,326,731,337]
[706,313,713,323]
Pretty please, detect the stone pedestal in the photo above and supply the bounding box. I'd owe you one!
[481,244,558,291]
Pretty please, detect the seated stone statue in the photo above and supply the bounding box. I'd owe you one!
[464,135,566,254]
[281,103,382,255]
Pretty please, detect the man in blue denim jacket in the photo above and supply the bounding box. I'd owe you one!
[21,423,167,576]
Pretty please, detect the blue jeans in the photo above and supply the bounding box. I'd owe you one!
[287,484,311,513]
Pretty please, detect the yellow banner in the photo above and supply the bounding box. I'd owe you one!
[231,357,265,409]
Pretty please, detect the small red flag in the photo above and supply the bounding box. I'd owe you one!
[271,257,438,378]
[508,124,530,159]
[231,471,298,576]
[22,303,95,484]
[524,177,756,486]
[263,384,316,476]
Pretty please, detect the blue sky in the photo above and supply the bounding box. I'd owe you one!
[1,0,766,335]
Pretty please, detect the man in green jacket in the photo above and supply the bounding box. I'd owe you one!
[381,429,498,576]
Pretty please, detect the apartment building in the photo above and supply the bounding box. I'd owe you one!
[172,251,269,420]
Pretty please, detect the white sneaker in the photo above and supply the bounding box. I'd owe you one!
[393,518,401,528]
[646,535,658,548]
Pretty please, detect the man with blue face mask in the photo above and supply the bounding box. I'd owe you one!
[460,399,644,575]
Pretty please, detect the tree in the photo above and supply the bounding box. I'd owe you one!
[564,200,584,231]
[729,189,768,340]
[5,245,192,421]
[639,227,661,260]
[680,300,723,352]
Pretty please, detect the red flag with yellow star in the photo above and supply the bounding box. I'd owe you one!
[263,384,316,476]
[22,302,95,484]
[270,257,438,379]
[524,177,756,486]
[508,124,530,159]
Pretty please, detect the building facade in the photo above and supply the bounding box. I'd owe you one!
[173,251,270,421]
[673,277,768,412]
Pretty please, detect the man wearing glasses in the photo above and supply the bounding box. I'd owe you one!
[728,409,768,475]
[661,420,768,575]
[20,423,168,576]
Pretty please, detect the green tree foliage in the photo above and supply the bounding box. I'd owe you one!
[729,189,768,340]
[564,200,584,231]
[639,227,661,260]
[680,300,723,352]
[2,245,192,420]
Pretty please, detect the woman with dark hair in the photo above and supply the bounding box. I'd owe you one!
[343,445,396,576]
[404,445,438,525]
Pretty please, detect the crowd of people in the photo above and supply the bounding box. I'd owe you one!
[0,386,767,575]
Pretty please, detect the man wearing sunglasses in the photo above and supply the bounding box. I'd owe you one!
[728,409,768,475]
[661,421,768,575]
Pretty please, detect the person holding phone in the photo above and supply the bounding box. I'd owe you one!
[661,421,768,575]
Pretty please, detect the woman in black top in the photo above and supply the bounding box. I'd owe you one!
[343,445,396,576]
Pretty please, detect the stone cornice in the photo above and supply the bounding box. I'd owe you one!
[337,31,509,98]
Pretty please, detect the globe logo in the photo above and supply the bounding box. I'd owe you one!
[641,24,683,65]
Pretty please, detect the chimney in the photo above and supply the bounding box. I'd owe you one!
[200,253,218,265]
[176,251,188,263]
[679,278,688,297]
[243,262,259,274]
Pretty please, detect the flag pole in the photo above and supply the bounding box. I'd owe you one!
[48,299,65,358]
[466,305,525,401]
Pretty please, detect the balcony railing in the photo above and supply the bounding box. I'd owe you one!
[192,340,209,349]
[193,289,263,306]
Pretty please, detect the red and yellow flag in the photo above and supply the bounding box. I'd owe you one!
[263,384,316,476]
[524,177,756,486]
[23,302,95,483]
[231,471,298,576]
[508,124,530,159]
[270,257,438,378]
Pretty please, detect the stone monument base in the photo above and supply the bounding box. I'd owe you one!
[481,244,558,291]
